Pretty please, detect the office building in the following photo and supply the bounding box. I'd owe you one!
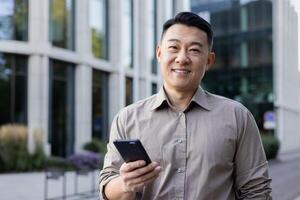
[0,0,190,157]
[192,0,300,153]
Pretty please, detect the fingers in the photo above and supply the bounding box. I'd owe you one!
[120,160,146,173]
[129,166,161,185]
[121,162,160,180]
[119,161,162,193]
[127,170,160,192]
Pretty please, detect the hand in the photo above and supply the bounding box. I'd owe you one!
[119,160,161,193]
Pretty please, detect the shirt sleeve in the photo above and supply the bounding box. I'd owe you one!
[98,111,127,200]
[234,110,272,199]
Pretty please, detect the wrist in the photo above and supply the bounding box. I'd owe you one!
[119,177,136,198]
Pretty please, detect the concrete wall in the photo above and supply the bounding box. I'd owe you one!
[273,0,300,153]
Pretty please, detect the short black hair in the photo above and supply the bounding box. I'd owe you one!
[161,12,214,50]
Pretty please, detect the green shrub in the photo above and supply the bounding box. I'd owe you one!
[0,124,30,172]
[83,138,107,154]
[0,124,46,172]
[261,134,280,160]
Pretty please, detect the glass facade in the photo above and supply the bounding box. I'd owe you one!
[151,82,158,95]
[151,0,158,75]
[89,0,108,59]
[92,69,109,140]
[49,0,75,50]
[125,76,133,106]
[49,59,75,157]
[192,0,273,130]
[124,0,134,68]
[0,53,27,125]
[0,0,28,41]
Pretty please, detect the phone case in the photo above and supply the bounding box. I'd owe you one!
[113,139,152,165]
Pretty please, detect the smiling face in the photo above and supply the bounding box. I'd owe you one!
[157,24,215,93]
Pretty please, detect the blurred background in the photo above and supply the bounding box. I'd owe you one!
[0,0,300,199]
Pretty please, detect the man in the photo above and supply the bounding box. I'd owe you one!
[99,12,272,200]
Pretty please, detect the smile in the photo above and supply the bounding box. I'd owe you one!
[171,69,191,74]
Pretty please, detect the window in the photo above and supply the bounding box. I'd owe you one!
[151,82,158,95]
[0,53,27,125]
[248,39,272,67]
[125,77,133,106]
[92,69,109,140]
[151,0,158,74]
[49,0,75,50]
[49,59,75,157]
[0,0,28,41]
[89,0,108,59]
[195,0,274,130]
[247,0,272,31]
[172,0,177,16]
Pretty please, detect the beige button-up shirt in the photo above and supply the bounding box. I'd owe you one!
[99,87,272,200]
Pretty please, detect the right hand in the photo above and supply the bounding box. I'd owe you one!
[119,160,161,193]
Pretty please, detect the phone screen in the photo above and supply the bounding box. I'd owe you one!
[113,139,152,165]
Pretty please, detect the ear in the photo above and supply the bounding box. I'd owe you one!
[156,45,162,62]
[205,52,215,71]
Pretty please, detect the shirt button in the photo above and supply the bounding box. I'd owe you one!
[177,139,183,144]
[178,112,183,116]
[177,168,184,173]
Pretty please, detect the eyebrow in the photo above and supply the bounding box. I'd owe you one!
[167,39,204,48]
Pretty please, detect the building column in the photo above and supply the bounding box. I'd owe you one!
[273,0,300,153]
[108,0,124,124]
[27,55,50,155]
[27,0,50,155]
[74,64,92,152]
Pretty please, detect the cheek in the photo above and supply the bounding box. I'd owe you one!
[161,52,174,63]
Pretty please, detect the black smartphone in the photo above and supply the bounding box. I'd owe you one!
[113,139,152,165]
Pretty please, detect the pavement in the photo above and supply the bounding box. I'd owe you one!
[270,151,300,200]
[1,153,300,200]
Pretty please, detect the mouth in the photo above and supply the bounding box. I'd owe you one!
[171,68,191,75]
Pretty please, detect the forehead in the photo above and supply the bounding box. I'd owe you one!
[162,24,209,46]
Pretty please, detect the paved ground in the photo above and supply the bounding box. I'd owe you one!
[1,154,300,200]
[270,152,300,200]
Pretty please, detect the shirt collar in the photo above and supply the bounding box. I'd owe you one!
[151,87,169,110]
[191,87,211,111]
[151,86,211,111]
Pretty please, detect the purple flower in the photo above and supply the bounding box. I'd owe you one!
[68,151,102,170]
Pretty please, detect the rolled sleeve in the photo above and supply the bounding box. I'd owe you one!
[99,170,119,200]
[98,111,127,199]
[234,110,272,199]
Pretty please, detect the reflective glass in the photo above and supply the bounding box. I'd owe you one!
[49,59,75,157]
[49,0,75,50]
[0,0,28,41]
[151,0,158,74]
[90,0,108,59]
[125,77,133,105]
[192,0,274,130]
[0,53,27,125]
[92,69,109,139]
[151,82,158,95]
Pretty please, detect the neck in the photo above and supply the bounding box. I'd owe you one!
[164,85,197,111]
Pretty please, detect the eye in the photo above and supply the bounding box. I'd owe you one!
[168,46,178,50]
[189,48,200,53]
[168,45,179,52]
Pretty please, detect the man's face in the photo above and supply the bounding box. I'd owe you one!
[157,24,215,93]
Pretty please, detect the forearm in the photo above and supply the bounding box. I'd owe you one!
[104,176,136,200]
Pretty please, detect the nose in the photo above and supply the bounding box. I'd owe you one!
[175,49,190,64]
